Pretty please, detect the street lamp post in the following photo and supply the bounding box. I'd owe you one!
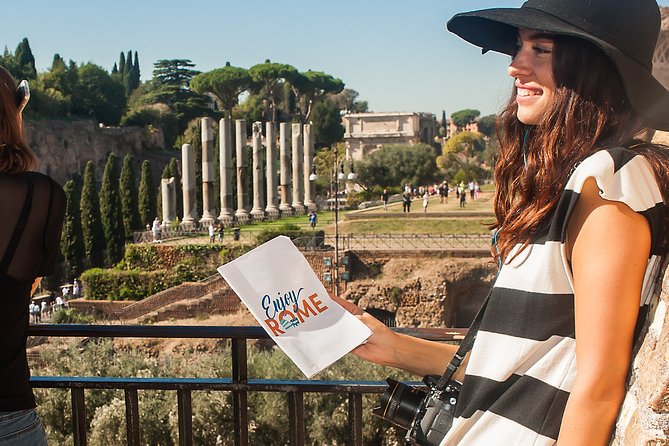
[311,146,356,297]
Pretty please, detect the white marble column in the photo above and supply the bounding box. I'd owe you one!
[180,144,196,226]
[291,123,305,214]
[303,123,316,211]
[218,118,234,223]
[265,122,279,215]
[200,117,216,224]
[250,121,265,219]
[235,119,250,221]
[161,177,176,225]
[279,122,293,214]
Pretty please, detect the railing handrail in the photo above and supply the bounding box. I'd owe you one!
[28,323,466,446]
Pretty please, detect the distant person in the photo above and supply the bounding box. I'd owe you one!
[474,181,481,199]
[469,180,475,199]
[308,211,317,229]
[422,192,429,213]
[0,66,65,445]
[402,191,411,213]
[381,189,390,210]
[152,217,162,243]
[459,186,466,208]
[208,223,215,243]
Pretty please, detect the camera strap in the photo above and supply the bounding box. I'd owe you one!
[435,287,493,392]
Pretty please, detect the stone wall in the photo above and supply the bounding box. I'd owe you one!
[24,119,165,185]
[613,263,669,445]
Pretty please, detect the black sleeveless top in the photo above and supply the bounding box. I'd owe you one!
[0,172,65,411]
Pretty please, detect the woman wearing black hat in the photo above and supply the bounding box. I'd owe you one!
[335,0,669,444]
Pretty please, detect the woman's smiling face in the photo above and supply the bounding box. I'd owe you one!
[507,29,556,125]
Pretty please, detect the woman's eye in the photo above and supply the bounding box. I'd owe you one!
[533,46,552,55]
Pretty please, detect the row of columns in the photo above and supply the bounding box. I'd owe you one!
[162,118,317,226]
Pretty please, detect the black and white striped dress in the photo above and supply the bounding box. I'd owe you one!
[441,148,666,445]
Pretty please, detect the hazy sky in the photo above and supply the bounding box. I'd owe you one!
[4,1,669,118]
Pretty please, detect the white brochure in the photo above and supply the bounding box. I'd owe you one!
[218,236,372,377]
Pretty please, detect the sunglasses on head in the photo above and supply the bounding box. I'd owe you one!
[16,80,29,114]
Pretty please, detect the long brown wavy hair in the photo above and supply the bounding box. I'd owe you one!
[493,35,669,261]
[0,66,36,174]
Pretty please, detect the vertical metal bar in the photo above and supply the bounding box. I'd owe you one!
[232,338,249,446]
[177,389,193,446]
[347,393,363,446]
[125,388,140,446]
[71,387,87,446]
[288,391,305,446]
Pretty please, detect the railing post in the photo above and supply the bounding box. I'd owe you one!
[125,388,141,446]
[232,338,249,446]
[347,393,363,445]
[71,387,87,446]
[288,391,305,446]
[178,389,193,446]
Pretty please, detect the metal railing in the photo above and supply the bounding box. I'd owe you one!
[298,233,491,251]
[28,324,466,446]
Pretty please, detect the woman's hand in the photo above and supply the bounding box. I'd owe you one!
[332,294,460,377]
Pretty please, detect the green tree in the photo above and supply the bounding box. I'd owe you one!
[248,60,298,121]
[311,98,344,148]
[14,38,37,80]
[356,144,437,189]
[451,109,481,130]
[331,88,367,114]
[295,70,344,120]
[71,63,126,125]
[80,161,105,268]
[138,160,157,228]
[120,154,142,239]
[443,131,486,156]
[135,59,213,137]
[100,153,126,265]
[477,114,497,138]
[61,180,85,280]
[118,52,126,80]
[190,62,252,118]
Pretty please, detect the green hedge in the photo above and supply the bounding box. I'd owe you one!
[255,224,325,248]
[80,268,179,301]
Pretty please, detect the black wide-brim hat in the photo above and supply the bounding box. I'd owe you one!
[447,0,669,131]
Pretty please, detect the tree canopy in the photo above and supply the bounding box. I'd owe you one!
[451,109,480,129]
[190,62,252,118]
[356,144,437,189]
[477,114,497,138]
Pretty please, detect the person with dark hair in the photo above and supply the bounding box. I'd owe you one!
[0,66,65,445]
[334,1,669,444]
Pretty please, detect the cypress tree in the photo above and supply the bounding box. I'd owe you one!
[127,50,141,92]
[14,38,36,79]
[168,157,182,219]
[120,154,142,238]
[61,180,85,281]
[111,62,119,77]
[138,160,157,228]
[118,52,126,80]
[80,161,105,268]
[100,153,125,265]
[124,50,132,78]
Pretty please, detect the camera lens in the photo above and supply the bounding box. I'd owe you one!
[373,378,427,430]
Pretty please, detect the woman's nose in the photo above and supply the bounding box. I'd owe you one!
[507,49,529,78]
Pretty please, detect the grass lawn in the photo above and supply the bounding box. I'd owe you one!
[359,192,494,214]
[335,217,492,234]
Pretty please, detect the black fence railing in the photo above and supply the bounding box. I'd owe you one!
[28,324,466,446]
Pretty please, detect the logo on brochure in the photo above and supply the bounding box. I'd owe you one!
[261,287,329,336]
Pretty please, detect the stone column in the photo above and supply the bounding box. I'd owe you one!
[180,144,196,226]
[279,122,293,214]
[303,123,317,211]
[250,121,265,219]
[161,177,176,225]
[218,118,234,225]
[235,119,250,222]
[265,122,279,216]
[291,123,305,214]
[200,117,216,224]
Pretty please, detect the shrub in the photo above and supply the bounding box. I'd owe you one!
[255,224,325,248]
[51,308,94,324]
[80,268,179,301]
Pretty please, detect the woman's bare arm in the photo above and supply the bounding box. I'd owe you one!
[557,178,650,445]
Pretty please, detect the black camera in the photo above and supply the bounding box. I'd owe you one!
[373,376,461,446]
